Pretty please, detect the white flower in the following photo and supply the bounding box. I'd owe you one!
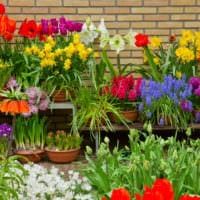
[124,29,138,46]
[97,18,108,34]
[80,22,98,45]
[100,32,110,48]
[109,34,125,54]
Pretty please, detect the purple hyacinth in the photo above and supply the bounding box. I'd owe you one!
[0,123,12,137]
[138,103,144,113]
[195,112,200,123]
[158,117,164,126]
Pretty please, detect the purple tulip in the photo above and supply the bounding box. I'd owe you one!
[41,19,49,34]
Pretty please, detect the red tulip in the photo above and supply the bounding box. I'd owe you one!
[135,33,149,47]
[110,188,131,200]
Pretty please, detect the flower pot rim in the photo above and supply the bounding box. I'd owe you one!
[45,147,80,152]
[14,149,45,155]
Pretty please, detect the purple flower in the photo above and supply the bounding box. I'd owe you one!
[158,117,164,126]
[51,18,59,34]
[25,87,41,99]
[30,105,39,114]
[147,110,152,119]
[66,20,74,32]
[0,123,12,137]
[138,103,143,113]
[74,22,83,32]
[39,99,49,110]
[194,87,200,96]
[181,100,193,112]
[41,19,49,34]
[195,111,200,123]
[6,77,18,89]
[28,98,37,105]
[189,76,200,91]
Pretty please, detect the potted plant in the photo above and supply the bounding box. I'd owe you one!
[138,74,194,130]
[71,85,128,136]
[14,114,48,163]
[23,17,95,100]
[45,130,83,163]
[102,75,142,123]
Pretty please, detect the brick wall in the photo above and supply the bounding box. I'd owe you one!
[2,0,200,131]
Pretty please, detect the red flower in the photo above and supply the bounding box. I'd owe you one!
[111,188,131,200]
[18,19,38,39]
[169,35,176,42]
[179,195,200,200]
[135,33,149,47]
[0,3,5,15]
[101,197,107,200]
[135,178,174,200]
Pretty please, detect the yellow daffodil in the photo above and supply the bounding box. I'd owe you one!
[175,47,195,63]
[64,59,71,70]
[150,37,162,49]
[176,71,182,79]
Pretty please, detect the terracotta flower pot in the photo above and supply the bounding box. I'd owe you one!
[45,147,80,163]
[51,89,67,102]
[109,110,138,123]
[14,149,45,164]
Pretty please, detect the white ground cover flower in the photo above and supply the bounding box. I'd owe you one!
[11,163,94,200]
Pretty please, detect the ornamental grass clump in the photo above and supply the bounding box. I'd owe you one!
[138,74,194,129]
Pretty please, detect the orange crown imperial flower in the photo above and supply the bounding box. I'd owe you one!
[0,99,30,115]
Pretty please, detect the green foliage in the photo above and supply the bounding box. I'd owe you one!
[45,130,83,151]
[0,155,27,200]
[14,114,48,150]
[79,129,200,200]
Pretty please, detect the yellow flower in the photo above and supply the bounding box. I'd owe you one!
[153,57,160,66]
[46,36,55,47]
[38,51,45,59]
[150,37,162,48]
[24,47,32,55]
[179,30,194,46]
[175,46,195,63]
[176,71,182,79]
[55,48,63,57]
[65,44,75,58]
[79,50,88,61]
[32,45,40,54]
[94,52,99,58]
[73,33,80,44]
[44,43,52,53]
[64,59,71,70]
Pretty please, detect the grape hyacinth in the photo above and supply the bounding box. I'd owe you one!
[0,123,12,137]
[139,74,193,127]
